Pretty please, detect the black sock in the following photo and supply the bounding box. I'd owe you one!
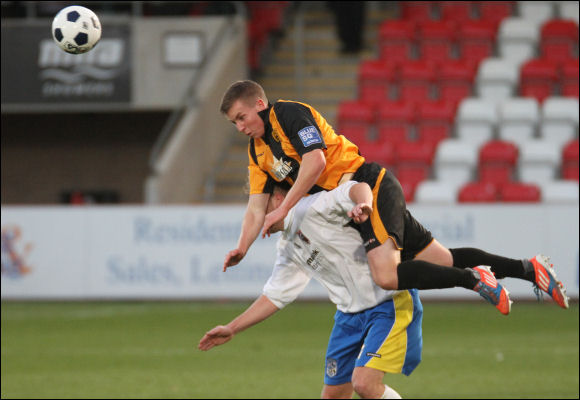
[397,260,478,290]
[449,247,533,281]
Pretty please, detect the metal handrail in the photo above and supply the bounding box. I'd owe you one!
[148,2,246,173]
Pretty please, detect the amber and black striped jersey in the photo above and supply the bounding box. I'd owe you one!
[248,100,365,195]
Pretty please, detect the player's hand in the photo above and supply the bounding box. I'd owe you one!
[348,203,373,224]
[198,325,234,351]
[223,248,246,272]
[261,207,287,238]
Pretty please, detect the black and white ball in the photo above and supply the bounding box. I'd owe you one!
[52,5,102,54]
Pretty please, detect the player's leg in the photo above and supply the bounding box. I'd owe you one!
[449,248,569,308]
[322,310,365,399]
[360,166,478,291]
[320,383,353,399]
[351,367,387,398]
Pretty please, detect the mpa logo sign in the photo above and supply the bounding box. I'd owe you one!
[38,38,125,98]
[1,24,131,104]
[1,226,33,279]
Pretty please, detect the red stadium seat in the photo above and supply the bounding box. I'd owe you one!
[337,100,376,142]
[479,139,519,164]
[416,100,457,144]
[458,181,499,202]
[540,19,579,62]
[439,1,475,22]
[477,1,515,25]
[562,139,579,181]
[378,20,416,62]
[398,60,437,101]
[438,59,477,103]
[396,140,436,202]
[457,20,498,64]
[400,1,434,22]
[479,165,514,186]
[338,126,370,146]
[417,20,457,62]
[377,100,416,143]
[397,164,431,203]
[397,139,437,166]
[358,59,396,103]
[357,139,396,169]
[478,140,518,185]
[561,59,579,98]
[500,182,541,202]
[520,58,559,103]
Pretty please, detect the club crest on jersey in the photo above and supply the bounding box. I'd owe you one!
[271,128,281,142]
[270,155,293,180]
[297,126,322,147]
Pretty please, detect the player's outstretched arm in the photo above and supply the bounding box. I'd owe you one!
[198,295,280,351]
[224,193,270,271]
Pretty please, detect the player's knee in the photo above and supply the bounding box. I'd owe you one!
[351,375,376,399]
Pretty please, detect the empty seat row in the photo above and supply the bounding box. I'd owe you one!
[359,58,478,103]
[520,58,579,102]
[456,96,579,147]
[434,137,578,187]
[338,99,457,145]
[379,19,499,63]
[414,179,579,204]
[498,17,578,66]
[398,1,515,24]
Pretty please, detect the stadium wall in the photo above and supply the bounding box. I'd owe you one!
[2,204,578,301]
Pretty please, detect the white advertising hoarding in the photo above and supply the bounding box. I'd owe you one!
[1,204,578,301]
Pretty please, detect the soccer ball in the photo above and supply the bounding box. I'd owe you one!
[51,6,102,54]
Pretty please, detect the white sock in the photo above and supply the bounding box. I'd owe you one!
[381,384,402,399]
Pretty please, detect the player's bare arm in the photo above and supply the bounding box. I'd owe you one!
[198,295,279,351]
[261,149,326,237]
[224,193,270,271]
[347,182,373,224]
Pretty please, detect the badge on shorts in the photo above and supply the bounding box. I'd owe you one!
[326,358,338,378]
[297,126,322,147]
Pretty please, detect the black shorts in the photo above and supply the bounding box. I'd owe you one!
[351,162,433,261]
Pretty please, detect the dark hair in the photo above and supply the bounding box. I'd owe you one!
[220,80,267,114]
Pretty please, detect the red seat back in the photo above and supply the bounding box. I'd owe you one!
[417,20,457,62]
[540,19,579,61]
[457,20,498,64]
[377,100,416,143]
[379,20,416,62]
[398,61,437,100]
[458,181,498,202]
[416,100,457,143]
[358,60,396,102]
[500,182,541,202]
[477,1,515,25]
[479,140,519,165]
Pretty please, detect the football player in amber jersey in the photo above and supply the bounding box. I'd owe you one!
[219,80,569,312]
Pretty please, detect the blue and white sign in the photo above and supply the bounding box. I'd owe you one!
[1,204,578,301]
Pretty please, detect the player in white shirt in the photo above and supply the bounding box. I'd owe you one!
[198,181,509,399]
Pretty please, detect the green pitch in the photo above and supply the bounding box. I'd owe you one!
[1,300,578,399]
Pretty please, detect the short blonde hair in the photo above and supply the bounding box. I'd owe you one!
[220,80,267,114]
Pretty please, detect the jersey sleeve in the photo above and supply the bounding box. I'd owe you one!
[248,141,276,195]
[273,102,326,157]
[263,249,311,309]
